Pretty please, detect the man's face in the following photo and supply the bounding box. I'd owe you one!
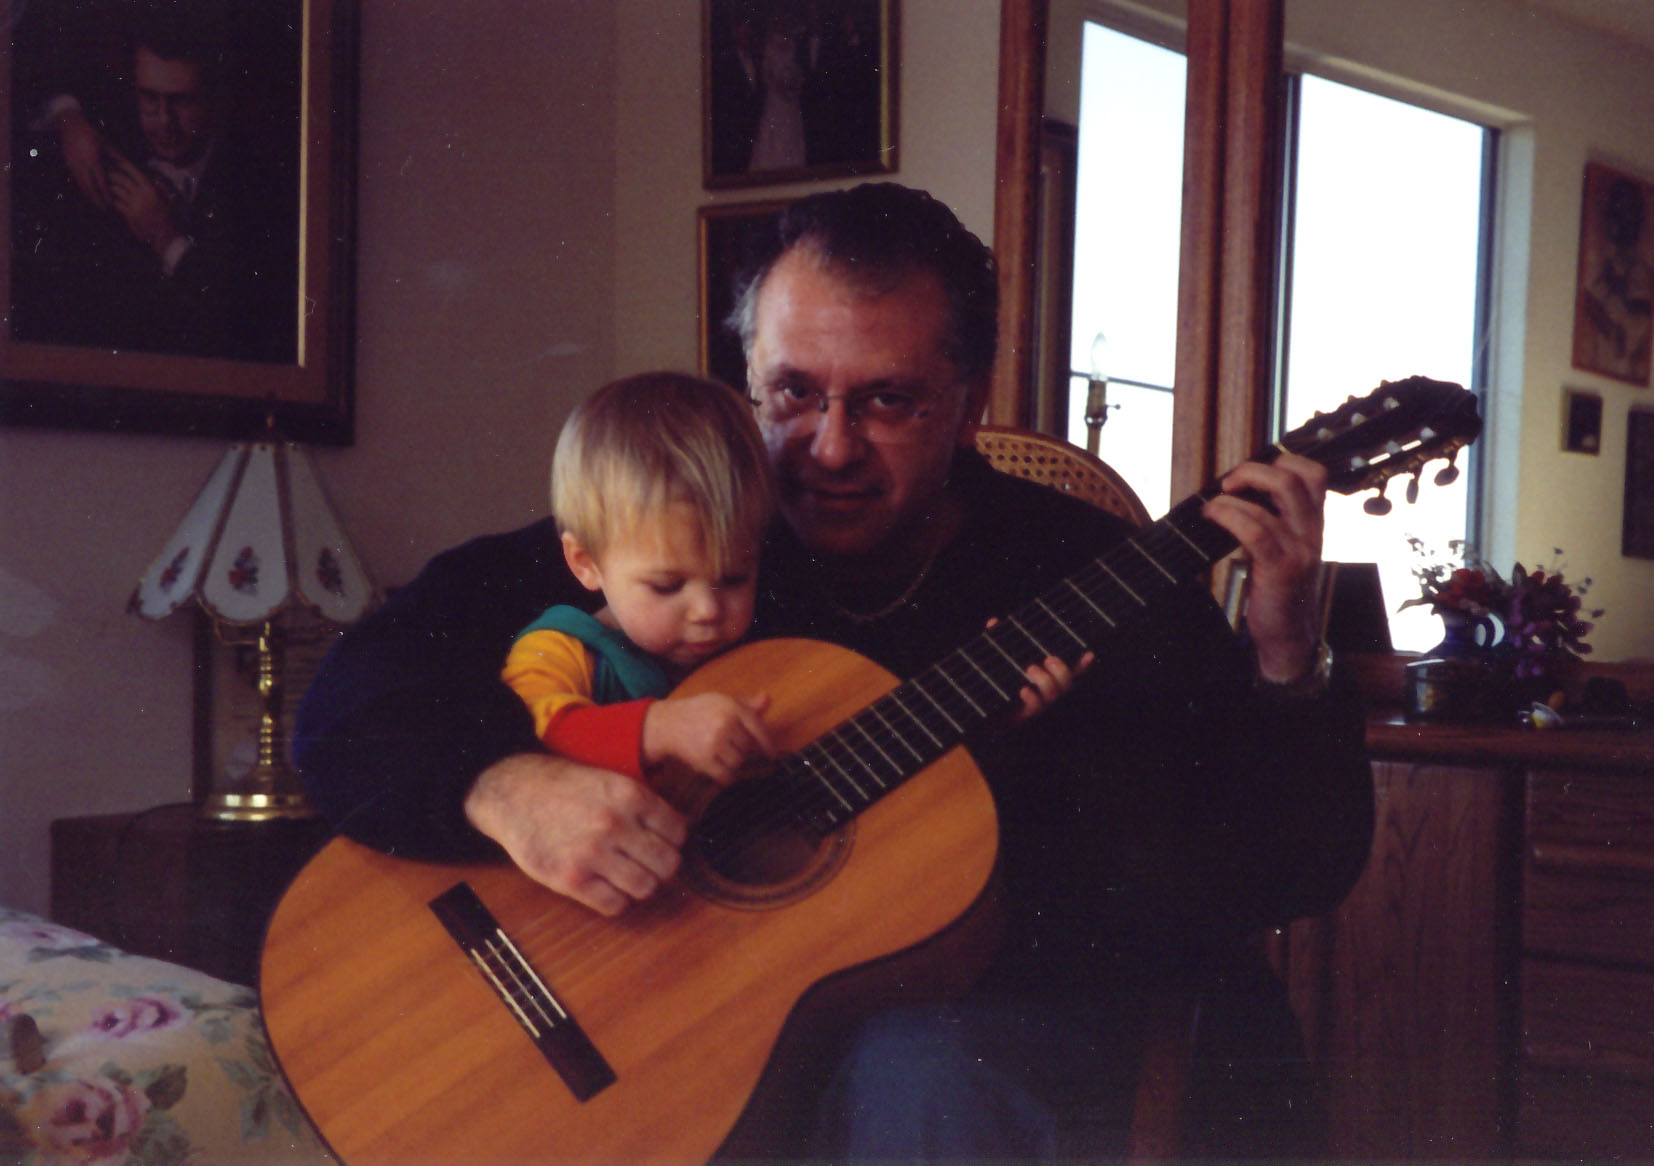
[746,248,978,562]
[134,46,212,165]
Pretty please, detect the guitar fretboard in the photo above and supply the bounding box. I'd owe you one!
[694,486,1244,856]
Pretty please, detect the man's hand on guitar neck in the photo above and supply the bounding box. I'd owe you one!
[1203,450,1329,685]
[464,753,689,916]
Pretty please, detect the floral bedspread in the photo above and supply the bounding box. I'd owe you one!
[0,907,332,1164]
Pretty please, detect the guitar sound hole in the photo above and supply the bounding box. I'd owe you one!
[688,778,845,898]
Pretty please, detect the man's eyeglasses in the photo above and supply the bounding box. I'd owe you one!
[747,382,941,445]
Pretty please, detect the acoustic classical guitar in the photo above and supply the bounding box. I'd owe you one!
[261,376,1481,1163]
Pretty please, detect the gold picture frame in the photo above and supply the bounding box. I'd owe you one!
[702,0,898,190]
[2,0,359,444]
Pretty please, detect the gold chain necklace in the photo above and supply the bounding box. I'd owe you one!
[816,536,946,625]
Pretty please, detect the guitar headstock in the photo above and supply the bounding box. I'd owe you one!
[1281,376,1482,514]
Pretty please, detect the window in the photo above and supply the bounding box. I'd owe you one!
[1067,22,1492,650]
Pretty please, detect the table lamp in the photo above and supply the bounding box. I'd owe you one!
[130,440,377,821]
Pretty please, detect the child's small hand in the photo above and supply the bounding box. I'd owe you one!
[642,692,776,784]
[1010,651,1094,726]
[986,618,1095,729]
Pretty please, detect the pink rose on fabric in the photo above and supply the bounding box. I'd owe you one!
[86,996,186,1041]
[24,1077,152,1165]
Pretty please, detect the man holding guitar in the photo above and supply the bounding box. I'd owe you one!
[293,183,1373,1158]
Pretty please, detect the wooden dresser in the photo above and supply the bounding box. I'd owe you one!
[1277,663,1654,1159]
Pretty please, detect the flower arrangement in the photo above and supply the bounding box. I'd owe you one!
[1402,540,1604,677]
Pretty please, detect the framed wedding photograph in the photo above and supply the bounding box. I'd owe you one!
[2,0,359,444]
[702,0,898,190]
[698,198,791,390]
[1572,160,1654,387]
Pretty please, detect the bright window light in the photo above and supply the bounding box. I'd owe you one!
[1068,23,1489,650]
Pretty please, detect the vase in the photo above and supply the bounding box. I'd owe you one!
[1404,611,1499,721]
[1425,609,1499,659]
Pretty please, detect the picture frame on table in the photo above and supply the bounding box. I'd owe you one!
[2,0,359,445]
[1572,160,1654,388]
[698,198,791,392]
[702,0,898,190]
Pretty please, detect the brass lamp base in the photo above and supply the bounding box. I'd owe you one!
[201,788,317,822]
[198,620,317,822]
[200,762,316,822]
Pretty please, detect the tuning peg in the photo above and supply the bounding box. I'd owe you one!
[1434,453,1460,486]
[1406,472,1421,505]
[1363,484,1393,515]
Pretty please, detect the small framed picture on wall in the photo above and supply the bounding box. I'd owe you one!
[703,0,898,190]
[698,199,791,391]
[1572,161,1654,387]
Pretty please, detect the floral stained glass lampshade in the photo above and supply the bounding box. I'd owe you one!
[130,442,377,820]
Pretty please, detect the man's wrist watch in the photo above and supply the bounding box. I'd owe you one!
[1257,638,1334,701]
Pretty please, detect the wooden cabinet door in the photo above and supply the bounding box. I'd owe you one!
[1281,759,1518,1159]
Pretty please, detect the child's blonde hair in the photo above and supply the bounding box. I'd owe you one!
[551,372,773,572]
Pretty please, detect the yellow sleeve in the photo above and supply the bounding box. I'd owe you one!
[501,628,599,740]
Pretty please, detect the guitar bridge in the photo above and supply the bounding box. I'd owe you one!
[429,883,616,1102]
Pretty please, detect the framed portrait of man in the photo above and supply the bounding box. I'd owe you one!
[702,0,898,190]
[2,0,358,444]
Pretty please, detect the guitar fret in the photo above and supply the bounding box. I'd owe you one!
[958,649,1015,701]
[908,677,965,733]
[982,630,1031,675]
[1131,541,1178,584]
[828,725,896,790]
[800,747,863,809]
[1004,614,1056,660]
[1032,597,1087,653]
[933,666,988,717]
[1064,578,1116,627]
[867,702,929,765]
[889,688,947,750]
[848,716,903,777]
[1165,519,1211,561]
[1099,559,1146,605]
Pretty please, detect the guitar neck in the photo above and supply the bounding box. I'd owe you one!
[782,480,1245,836]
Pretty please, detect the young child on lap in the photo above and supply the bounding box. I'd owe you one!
[502,371,776,786]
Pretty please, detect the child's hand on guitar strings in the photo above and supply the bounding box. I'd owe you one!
[985,618,1095,730]
[642,691,777,784]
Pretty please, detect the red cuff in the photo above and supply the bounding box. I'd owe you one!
[541,699,655,779]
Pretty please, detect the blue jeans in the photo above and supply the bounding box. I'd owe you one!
[809,963,1314,1161]
[812,994,1139,1160]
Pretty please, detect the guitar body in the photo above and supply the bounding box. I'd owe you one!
[261,638,1000,1163]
